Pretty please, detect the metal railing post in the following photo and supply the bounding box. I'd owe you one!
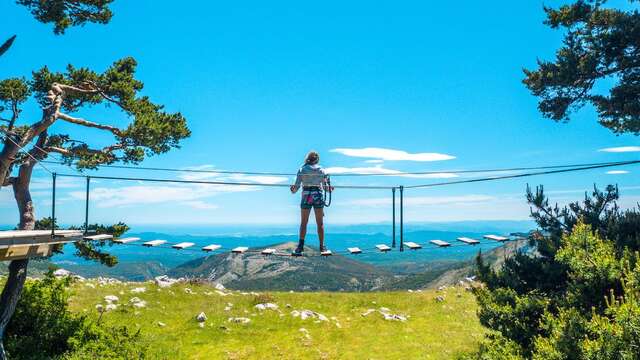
[51,172,56,237]
[84,176,90,234]
[399,185,404,252]
[392,187,396,248]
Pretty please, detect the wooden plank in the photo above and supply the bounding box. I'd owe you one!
[430,240,451,247]
[0,230,82,246]
[484,234,509,242]
[0,230,81,239]
[348,247,362,254]
[320,249,333,256]
[232,246,248,254]
[113,237,140,244]
[202,244,222,252]
[405,241,422,250]
[457,237,480,245]
[83,234,113,241]
[376,244,391,252]
[261,248,276,255]
[172,242,195,249]
[0,244,53,261]
[143,240,167,247]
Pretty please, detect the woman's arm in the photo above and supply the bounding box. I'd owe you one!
[291,168,303,193]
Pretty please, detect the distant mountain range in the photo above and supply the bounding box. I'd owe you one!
[1,221,533,289]
[169,242,396,291]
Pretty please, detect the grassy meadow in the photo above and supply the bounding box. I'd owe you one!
[67,280,484,359]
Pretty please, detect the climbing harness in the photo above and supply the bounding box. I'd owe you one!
[323,175,332,207]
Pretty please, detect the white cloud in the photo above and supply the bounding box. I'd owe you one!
[67,182,256,208]
[30,176,82,190]
[331,147,455,162]
[348,194,494,207]
[598,146,640,153]
[364,159,385,164]
[324,165,458,179]
[606,170,630,175]
[178,165,289,184]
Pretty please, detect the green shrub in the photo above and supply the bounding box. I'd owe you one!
[468,184,640,359]
[5,273,147,359]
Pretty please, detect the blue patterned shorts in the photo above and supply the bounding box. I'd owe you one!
[301,189,324,209]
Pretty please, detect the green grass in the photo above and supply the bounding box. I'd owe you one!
[68,281,484,359]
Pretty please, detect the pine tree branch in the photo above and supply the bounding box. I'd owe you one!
[56,113,122,136]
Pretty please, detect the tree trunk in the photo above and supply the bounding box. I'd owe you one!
[0,260,28,360]
[0,141,41,359]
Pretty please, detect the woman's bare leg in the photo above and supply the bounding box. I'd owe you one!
[299,208,311,241]
[313,207,325,250]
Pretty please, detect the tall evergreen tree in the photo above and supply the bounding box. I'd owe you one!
[0,1,190,358]
[523,0,640,134]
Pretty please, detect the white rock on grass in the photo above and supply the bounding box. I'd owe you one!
[105,304,118,312]
[382,313,407,322]
[130,287,146,294]
[228,317,251,324]
[361,309,376,317]
[296,310,328,321]
[157,321,166,327]
[53,269,71,278]
[85,283,96,289]
[254,303,279,311]
[104,295,119,303]
[300,310,314,320]
[154,275,180,288]
[129,297,147,308]
[215,283,225,291]
[196,312,207,322]
[379,307,391,313]
[435,296,445,303]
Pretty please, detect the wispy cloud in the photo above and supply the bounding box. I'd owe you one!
[67,183,255,208]
[348,194,494,207]
[598,146,640,153]
[324,165,458,178]
[606,170,630,175]
[178,165,289,184]
[331,147,455,162]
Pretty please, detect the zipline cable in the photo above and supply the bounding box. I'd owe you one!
[0,128,53,175]
[40,159,640,177]
[54,159,640,190]
[405,160,640,189]
[55,173,395,190]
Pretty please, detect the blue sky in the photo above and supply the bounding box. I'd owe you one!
[1,0,639,227]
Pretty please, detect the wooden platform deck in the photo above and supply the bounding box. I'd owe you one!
[457,237,480,245]
[113,237,140,244]
[484,234,509,242]
[375,244,391,252]
[143,240,167,247]
[202,244,222,252]
[348,247,362,254]
[232,246,248,254]
[430,240,451,247]
[172,242,195,250]
[405,241,422,250]
[0,230,83,261]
